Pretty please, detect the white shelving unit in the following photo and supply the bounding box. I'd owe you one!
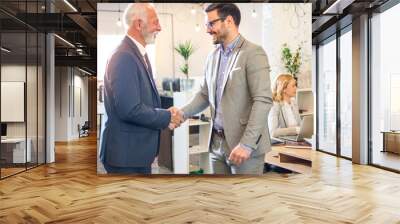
[172,92,211,174]
[188,119,211,173]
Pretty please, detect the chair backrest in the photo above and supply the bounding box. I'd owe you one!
[82,121,90,129]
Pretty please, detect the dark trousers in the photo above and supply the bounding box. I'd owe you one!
[103,162,151,174]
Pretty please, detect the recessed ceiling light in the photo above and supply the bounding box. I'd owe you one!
[63,0,78,12]
[54,34,75,48]
[1,47,11,53]
[78,67,92,76]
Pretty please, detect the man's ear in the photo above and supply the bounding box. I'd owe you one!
[226,15,234,26]
[132,19,142,31]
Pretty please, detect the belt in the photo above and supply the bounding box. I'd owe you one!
[212,128,225,139]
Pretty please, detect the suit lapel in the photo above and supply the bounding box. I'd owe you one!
[124,36,160,106]
[210,49,220,110]
[220,36,245,99]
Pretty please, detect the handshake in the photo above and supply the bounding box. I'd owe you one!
[167,107,185,130]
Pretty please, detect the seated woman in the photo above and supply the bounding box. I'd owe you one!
[268,74,301,139]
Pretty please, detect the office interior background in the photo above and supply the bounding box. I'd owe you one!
[1,0,400,222]
[97,3,312,174]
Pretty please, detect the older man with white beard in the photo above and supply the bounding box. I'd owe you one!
[100,3,183,174]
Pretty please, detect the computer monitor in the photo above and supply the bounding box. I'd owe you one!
[278,115,313,142]
[1,123,7,137]
[162,78,181,92]
[299,115,313,139]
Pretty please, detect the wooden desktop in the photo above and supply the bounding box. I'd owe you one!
[265,144,315,174]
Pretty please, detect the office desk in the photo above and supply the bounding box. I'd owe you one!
[1,138,32,164]
[265,145,315,174]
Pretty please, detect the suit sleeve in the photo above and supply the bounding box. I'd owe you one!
[240,46,273,150]
[268,103,298,138]
[181,54,211,117]
[107,52,170,130]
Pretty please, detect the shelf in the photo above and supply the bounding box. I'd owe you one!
[189,145,208,155]
[266,150,311,174]
[279,147,313,162]
[189,119,209,126]
[265,146,314,174]
[297,88,312,92]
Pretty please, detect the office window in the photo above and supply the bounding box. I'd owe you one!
[371,3,400,171]
[317,36,337,154]
[339,28,352,158]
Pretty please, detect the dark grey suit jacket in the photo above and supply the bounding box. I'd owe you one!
[100,36,170,167]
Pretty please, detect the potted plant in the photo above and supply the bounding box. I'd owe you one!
[281,43,302,80]
[175,41,195,91]
[175,41,195,79]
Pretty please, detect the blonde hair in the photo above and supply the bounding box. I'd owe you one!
[272,74,295,102]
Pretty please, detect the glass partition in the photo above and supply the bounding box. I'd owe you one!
[0,1,46,179]
[339,28,352,158]
[370,3,400,171]
[317,36,337,155]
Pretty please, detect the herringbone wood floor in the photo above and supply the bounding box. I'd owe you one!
[1,135,400,223]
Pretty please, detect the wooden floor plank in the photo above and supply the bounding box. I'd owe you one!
[0,135,400,223]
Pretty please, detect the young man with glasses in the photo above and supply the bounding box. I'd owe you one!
[171,3,273,174]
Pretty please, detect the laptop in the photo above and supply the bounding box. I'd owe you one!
[279,115,313,142]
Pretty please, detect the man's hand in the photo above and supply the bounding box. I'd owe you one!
[167,107,185,130]
[228,144,251,166]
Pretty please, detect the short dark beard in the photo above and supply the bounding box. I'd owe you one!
[212,28,228,45]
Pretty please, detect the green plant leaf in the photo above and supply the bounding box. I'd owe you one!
[180,64,188,76]
[175,41,195,77]
[175,41,195,61]
[281,43,302,77]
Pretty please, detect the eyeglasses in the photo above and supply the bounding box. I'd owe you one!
[205,17,226,29]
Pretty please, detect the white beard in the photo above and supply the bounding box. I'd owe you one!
[142,31,157,45]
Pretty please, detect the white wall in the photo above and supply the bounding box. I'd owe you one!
[1,64,46,163]
[154,3,264,83]
[1,65,34,137]
[262,4,312,89]
[97,3,311,89]
[97,3,262,84]
[54,67,89,141]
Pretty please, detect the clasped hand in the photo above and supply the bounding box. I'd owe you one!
[167,107,185,130]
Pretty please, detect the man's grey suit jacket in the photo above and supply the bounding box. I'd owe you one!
[100,36,170,167]
[182,35,273,157]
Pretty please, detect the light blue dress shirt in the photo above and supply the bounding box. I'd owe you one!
[213,35,240,131]
[213,35,254,154]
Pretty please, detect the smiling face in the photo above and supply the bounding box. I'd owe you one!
[140,6,161,44]
[205,10,229,45]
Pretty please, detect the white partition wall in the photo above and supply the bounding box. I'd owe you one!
[1,82,24,122]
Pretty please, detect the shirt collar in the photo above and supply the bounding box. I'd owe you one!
[127,35,147,57]
[219,34,240,54]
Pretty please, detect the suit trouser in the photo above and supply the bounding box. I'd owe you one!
[209,133,265,175]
